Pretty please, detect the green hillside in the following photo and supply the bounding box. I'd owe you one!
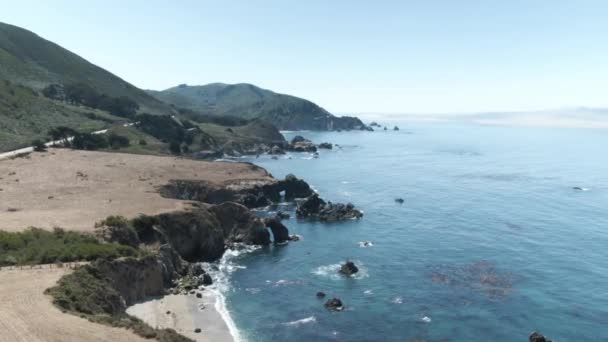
[0,79,124,151]
[148,83,367,131]
[0,22,171,114]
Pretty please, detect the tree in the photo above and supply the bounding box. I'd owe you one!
[169,141,181,155]
[107,133,130,149]
[32,139,47,152]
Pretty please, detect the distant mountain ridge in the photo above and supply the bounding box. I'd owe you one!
[0,22,170,114]
[148,83,368,131]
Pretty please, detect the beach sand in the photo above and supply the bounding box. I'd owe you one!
[127,291,236,342]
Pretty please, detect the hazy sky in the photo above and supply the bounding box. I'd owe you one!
[3,0,608,114]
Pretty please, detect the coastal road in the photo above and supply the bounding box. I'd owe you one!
[0,122,136,161]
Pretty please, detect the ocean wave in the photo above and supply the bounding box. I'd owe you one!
[359,241,374,248]
[282,316,317,327]
[312,261,369,280]
[391,296,403,304]
[199,243,261,342]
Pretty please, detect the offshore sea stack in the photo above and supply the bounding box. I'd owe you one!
[296,194,363,222]
[529,332,553,342]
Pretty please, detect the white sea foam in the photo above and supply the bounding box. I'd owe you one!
[420,316,432,323]
[391,296,403,304]
[199,244,261,342]
[312,261,369,280]
[364,289,374,295]
[359,241,374,248]
[283,316,317,326]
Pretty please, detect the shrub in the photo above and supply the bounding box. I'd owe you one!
[72,133,109,150]
[107,133,130,149]
[139,139,147,146]
[95,216,140,247]
[32,139,47,152]
[0,228,137,266]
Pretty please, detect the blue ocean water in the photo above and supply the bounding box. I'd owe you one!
[216,122,608,341]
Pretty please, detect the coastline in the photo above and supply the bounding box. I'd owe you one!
[127,291,237,342]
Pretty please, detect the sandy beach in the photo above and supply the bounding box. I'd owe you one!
[127,291,236,342]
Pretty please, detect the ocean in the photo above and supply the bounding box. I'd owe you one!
[207,122,608,341]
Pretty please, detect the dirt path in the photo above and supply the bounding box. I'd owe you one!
[0,148,272,232]
[0,267,148,342]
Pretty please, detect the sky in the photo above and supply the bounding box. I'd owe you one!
[2,0,608,114]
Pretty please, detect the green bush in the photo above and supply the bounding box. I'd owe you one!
[0,228,137,266]
[95,216,140,247]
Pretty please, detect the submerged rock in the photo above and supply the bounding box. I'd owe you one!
[339,261,359,275]
[316,291,326,298]
[393,126,400,131]
[395,198,404,204]
[318,142,333,149]
[296,194,363,222]
[324,298,344,311]
[529,332,552,342]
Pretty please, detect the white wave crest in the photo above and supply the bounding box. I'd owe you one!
[283,316,317,327]
[312,261,369,280]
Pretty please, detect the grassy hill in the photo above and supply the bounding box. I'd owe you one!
[0,22,171,114]
[0,79,125,151]
[148,83,367,131]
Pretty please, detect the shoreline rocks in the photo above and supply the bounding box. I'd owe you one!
[296,194,363,222]
[263,217,290,244]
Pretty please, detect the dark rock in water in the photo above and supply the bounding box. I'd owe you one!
[316,291,326,298]
[370,121,381,127]
[324,298,344,311]
[276,211,290,220]
[296,194,363,222]
[289,136,317,152]
[202,273,213,286]
[288,234,300,241]
[395,198,404,204]
[318,142,333,149]
[196,292,202,298]
[194,328,202,333]
[339,261,359,275]
[572,186,586,191]
[271,156,279,160]
[529,332,552,342]
[270,145,285,155]
[291,135,306,144]
[393,126,400,131]
[264,217,290,244]
[166,310,171,315]
[280,174,314,200]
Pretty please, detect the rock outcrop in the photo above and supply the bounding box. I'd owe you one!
[339,261,359,275]
[324,298,344,311]
[529,332,552,342]
[296,194,363,222]
[160,173,313,209]
[209,202,271,246]
[263,217,290,244]
[288,136,317,152]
